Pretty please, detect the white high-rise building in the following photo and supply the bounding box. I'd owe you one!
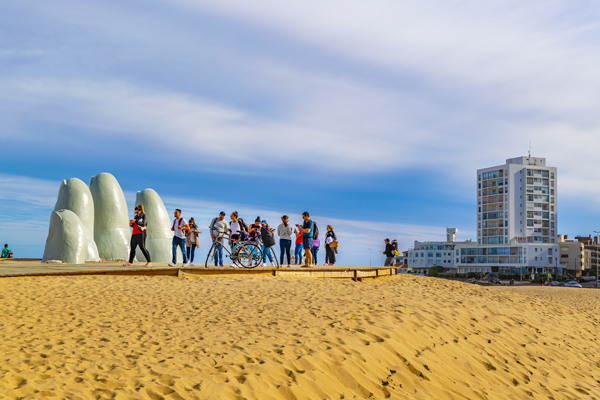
[454,156,559,275]
[477,156,557,246]
[406,156,563,276]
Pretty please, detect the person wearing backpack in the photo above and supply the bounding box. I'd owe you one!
[383,238,395,266]
[325,225,337,266]
[295,211,313,267]
[169,209,190,267]
[277,215,294,267]
[1,244,12,259]
[260,220,276,266]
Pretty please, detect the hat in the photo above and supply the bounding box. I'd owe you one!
[384,238,390,242]
[261,220,267,224]
[219,211,226,215]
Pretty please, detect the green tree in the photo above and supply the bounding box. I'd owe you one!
[429,265,445,277]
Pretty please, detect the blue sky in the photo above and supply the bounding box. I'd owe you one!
[2,1,600,265]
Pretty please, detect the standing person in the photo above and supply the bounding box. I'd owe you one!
[229,211,248,249]
[169,209,189,267]
[185,218,200,266]
[260,220,276,266]
[124,205,151,267]
[311,233,320,266]
[325,225,337,266]
[248,217,262,243]
[1,244,11,258]
[295,211,313,267]
[383,238,395,266]
[277,215,293,267]
[209,211,229,267]
[294,228,303,265]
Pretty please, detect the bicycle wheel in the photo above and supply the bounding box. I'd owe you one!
[237,243,262,269]
[205,243,217,268]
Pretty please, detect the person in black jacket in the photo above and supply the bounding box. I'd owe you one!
[325,225,337,265]
[124,204,152,267]
[383,238,395,266]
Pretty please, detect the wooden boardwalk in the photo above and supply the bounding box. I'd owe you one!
[0,260,397,281]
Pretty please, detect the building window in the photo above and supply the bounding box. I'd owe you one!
[548,248,553,255]
[551,172,554,179]
[436,253,442,258]
[428,253,433,257]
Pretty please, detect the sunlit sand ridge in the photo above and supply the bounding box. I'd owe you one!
[0,274,598,399]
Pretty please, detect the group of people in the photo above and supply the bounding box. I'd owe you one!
[209,211,339,268]
[123,208,339,268]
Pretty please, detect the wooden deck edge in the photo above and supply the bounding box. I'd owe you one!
[0,266,397,280]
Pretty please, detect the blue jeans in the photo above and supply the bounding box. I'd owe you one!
[294,243,303,264]
[172,237,188,264]
[311,246,319,264]
[279,239,292,265]
[186,244,197,262]
[213,239,223,264]
[261,245,274,263]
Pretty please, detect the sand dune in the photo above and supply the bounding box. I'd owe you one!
[0,274,598,399]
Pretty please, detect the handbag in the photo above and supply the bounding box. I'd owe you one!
[329,240,339,249]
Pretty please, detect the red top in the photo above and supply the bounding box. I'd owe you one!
[132,223,142,235]
[295,232,303,244]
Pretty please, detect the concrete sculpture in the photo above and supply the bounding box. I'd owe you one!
[53,178,100,262]
[89,173,130,261]
[42,209,88,264]
[134,189,174,263]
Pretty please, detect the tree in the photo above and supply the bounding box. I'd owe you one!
[429,265,445,277]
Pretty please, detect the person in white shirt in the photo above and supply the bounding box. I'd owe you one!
[277,215,294,267]
[169,209,189,267]
[209,211,229,267]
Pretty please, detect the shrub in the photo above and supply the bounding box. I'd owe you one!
[429,265,445,277]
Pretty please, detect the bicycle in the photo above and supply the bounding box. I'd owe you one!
[204,233,263,269]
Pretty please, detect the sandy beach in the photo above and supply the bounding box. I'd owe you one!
[0,274,598,399]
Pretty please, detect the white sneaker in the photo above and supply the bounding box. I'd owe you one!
[183,263,190,267]
[271,262,275,266]
[190,263,194,266]
[262,263,267,266]
[168,263,176,267]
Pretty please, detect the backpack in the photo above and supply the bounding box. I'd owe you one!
[312,221,319,240]
[209,217,218,232]
[237,218,249,233]
[391,240,399,256]
[261,226,276,247]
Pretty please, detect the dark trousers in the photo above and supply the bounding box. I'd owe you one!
[279,239,292,265]
[325,244,336,265]
[129,232,151,263]
[186,244,197,262]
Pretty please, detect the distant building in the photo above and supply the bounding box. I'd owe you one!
[405,156,562,275]
[574,235,600,274]
[406,228,472,274]
[558,235,586,277]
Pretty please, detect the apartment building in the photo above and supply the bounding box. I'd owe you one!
[405,156,561,275]
[558,235,586,277]
[406,228,473,273]
[574,235,600,274]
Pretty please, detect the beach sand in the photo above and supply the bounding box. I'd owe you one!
[0,274,598,399]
